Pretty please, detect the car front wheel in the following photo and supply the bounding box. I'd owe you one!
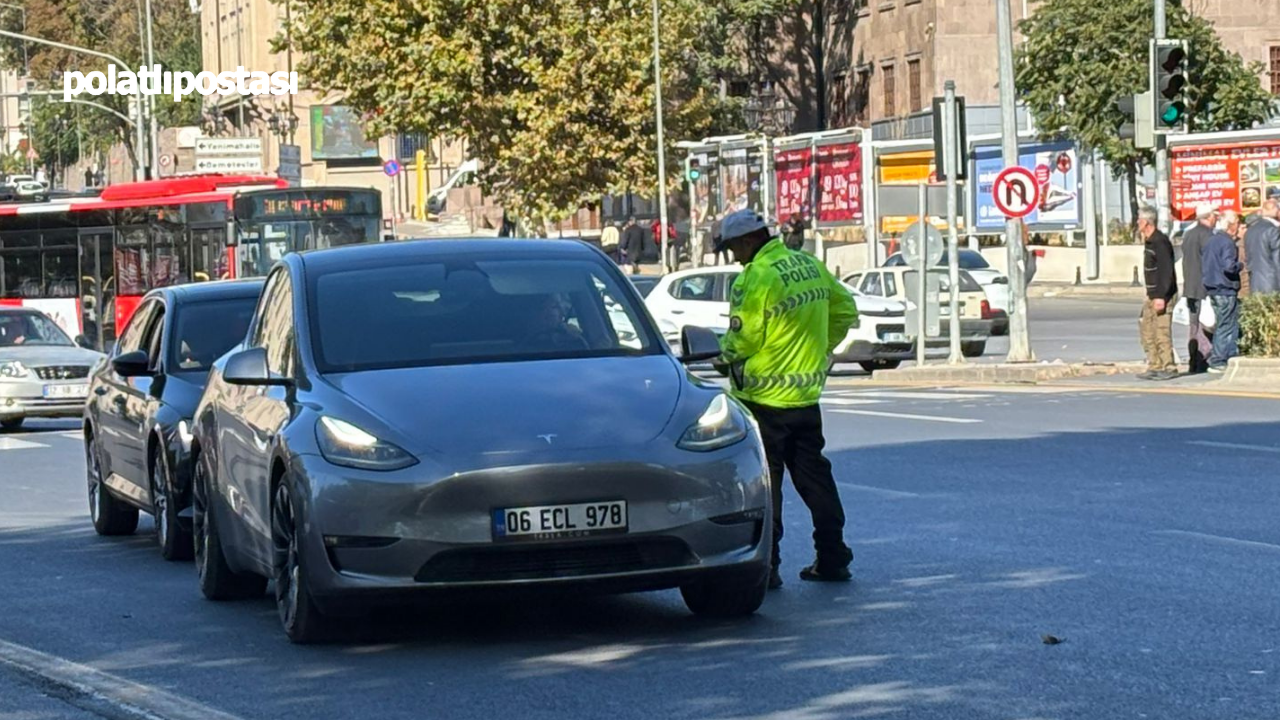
[193,455,266,600]
[151,449,192,561]
[1,417,23,431]
[272,479,327,644]
[681,562,769,618]
[962,341,987,357]
[858,359,902,373]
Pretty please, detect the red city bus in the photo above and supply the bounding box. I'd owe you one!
[0,175,383,350]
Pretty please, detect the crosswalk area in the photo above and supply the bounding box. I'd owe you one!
[0,428,83,452]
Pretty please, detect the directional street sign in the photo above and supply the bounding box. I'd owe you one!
[992,166,1040,219]
[383,159,401,177]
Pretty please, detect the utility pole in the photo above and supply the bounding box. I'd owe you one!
[996,0,1034,361]
[1153,0,1169,233]
[651,0,669,273]
[145,0,158,179]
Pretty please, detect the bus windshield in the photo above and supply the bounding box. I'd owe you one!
[234,188,382,277]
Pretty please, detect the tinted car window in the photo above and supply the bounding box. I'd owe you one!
[114,301,158,354]
[0,311,73,347]
[629,277,659,298]
[308,258,660,372]
[168,297,259,374]
[887,251,990,271]
[672,275,716,301]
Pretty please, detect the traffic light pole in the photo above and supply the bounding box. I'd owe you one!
[1154,0,1170,233]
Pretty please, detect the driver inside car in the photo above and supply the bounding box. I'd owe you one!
[523,293,587,352]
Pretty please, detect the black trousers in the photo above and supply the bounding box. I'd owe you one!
[742,402,852,569]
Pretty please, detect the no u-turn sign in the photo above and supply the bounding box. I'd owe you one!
[992,166,1040,219]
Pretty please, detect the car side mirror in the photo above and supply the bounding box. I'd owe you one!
[111,350,152,377]
[74,334,94,350]
[680,326,722,364]
[223,347,290,386]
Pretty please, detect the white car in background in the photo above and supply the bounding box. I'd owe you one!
[883,249,1009,335]
[843,266,994,358]
[644,265,911,373]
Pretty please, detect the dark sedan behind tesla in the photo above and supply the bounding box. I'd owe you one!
[84,280,264,559]
[190,239,771,642]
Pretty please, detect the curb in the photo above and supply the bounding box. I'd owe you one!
[1222,357,1280,386]
[871,362,1146,384]
[1029,285,1145,299]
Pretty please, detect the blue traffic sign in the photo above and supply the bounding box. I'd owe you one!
[383,159,401,177]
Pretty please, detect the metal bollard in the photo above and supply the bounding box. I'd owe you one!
[1131,266,1141,287]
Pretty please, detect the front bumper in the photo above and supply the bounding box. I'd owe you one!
[290,443,771,609]
[0,380,88,420]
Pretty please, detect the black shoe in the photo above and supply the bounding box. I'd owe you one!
[1152,370,1178,381]
[768,568,783,590]
[799,563,852,583]
[1137,371,1157,380]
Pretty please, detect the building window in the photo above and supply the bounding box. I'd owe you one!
[1271,46,1280,95]
[882,64,896,119]
[908,59,922,112]
[831,73,850,127]
[854,69,871,125]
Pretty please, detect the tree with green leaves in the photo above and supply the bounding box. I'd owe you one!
[281,0,792,228]
[1,0,201,182]
[1015,0,1273,224]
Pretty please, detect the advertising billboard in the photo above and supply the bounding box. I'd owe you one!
[1170,140,1280,221]
[815,142,863,225]
[310,105,380,160]
[774,146,812,225]
[971,141,1080,232]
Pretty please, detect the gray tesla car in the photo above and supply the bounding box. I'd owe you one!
[190,239,771,642]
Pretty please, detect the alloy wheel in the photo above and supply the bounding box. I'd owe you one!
[271,483,300,629]
[193,460,210,582]
[87,444,101,525]
[152,460,169,548]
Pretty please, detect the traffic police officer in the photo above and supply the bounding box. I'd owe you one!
[715,209,859,590]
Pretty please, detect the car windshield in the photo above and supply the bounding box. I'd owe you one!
[0,312,74,347]
[168,296,259,374]
[308,256,662,373]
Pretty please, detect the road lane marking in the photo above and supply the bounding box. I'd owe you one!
[821,398,882,406]
[833,391,991,401]
[830,409,982,424]
[0,638,247,720]
[837,482,923,499]
[1186,440,1280,455]
[1152,530,1280,553]
[0,438,47,450]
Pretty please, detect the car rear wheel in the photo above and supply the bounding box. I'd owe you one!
[962,341,987,357]
[858,359,901,373]
[87,439,138,536]
[1,418,23,431]
[193,455,266,600]
[272,479,327,644]
[681,563,769,618]
[151,449,192,561]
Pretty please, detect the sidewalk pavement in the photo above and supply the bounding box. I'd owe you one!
[871,358,1280,397]
[1028,282,1145,300]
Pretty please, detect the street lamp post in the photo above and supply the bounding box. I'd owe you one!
[651,0,669,273]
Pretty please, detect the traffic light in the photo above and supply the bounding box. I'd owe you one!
[1152,39,1189,134]
[687,157,701,182]
[1117,91,1154,149]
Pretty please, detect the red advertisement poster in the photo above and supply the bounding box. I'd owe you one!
[1171,141,1280,221]
[816,142,863,224]
[774,147,812,225]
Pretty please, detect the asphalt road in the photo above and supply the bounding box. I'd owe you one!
[2,385,1278,720]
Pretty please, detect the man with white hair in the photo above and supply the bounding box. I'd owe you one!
[1201,210,1244,372]
[1137,206,1178,379]
[1244,199,1280,293]
[1179,203,1216,372]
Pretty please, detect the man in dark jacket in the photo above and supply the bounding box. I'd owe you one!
[1244,200,1280,293]
[1138,206,1178,380]
[1179,204,1216,372]
[620,216,646,274]
[1202,211,1244,372]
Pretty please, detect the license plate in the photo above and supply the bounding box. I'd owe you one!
[493,500,628,541]
[883,332,907,343]
[43,383,87,399]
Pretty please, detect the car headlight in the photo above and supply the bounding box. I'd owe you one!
[0,360,29,380]
[678,394,749,452]
[316,416,418,471]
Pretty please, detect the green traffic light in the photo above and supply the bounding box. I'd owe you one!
[688,170,701,181]
[1160,102,1186,126]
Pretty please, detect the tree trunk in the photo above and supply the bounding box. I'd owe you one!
[1126,160,1140,233]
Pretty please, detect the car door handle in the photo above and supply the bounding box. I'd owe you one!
[671,309,685,315]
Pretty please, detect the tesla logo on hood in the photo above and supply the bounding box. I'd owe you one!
[537,434,557,445]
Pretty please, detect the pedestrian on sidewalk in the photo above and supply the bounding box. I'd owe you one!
[1179,204,1216,373]
[620,216,646,275]
[1236,211,1252,297]
[1244,199,1280,294]
[1137,206,1179,380]
[1202,211,1243,373]
[715,209,860,590]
